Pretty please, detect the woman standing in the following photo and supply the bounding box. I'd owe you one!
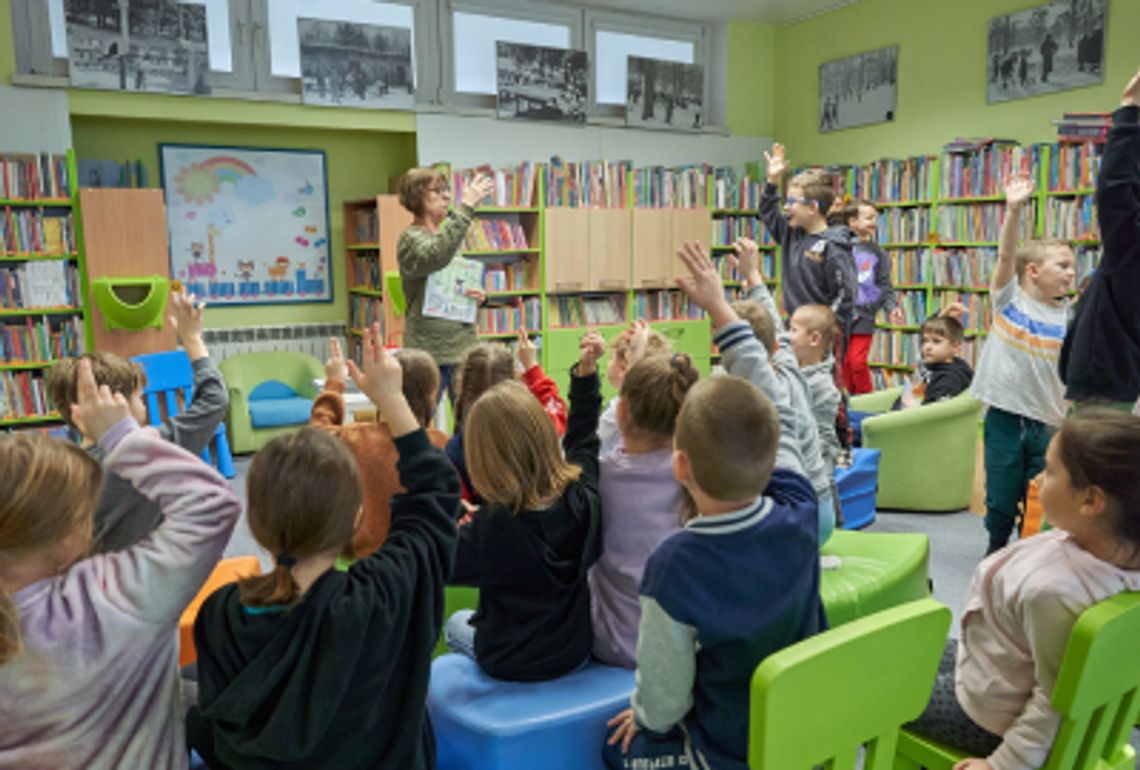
[397,169,494,404]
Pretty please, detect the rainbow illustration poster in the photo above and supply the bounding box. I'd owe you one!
[159,145,331,306]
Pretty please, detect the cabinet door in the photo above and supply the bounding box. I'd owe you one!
[670,208,712,278]
[588,209,631,292]
[544,208,590,293]
[631,209,673,288]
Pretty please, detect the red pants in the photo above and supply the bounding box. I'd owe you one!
[844,333,874,394]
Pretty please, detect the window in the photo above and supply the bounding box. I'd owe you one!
[593,30,694,106]
[451,12,571,95]
[265,0,415,79]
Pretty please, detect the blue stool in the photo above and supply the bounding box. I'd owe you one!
[429,654,635,770]
[835,448,880,530]
[132,350,235,479]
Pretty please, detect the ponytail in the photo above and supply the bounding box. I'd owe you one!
[238,563,302,608]
[0,588,20,665]
[621,353,701,438]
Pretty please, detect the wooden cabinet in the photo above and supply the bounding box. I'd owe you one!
[631,209,673,288]
[588,208,631,291]
[670,208,712,277]
[544,207,589,293]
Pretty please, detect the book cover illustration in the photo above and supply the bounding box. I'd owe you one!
[422,257,484,324]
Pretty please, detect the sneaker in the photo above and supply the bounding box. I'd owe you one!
[820,555,842,570]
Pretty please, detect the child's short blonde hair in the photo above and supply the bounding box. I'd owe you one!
[729,299,778,356]
[1015,238,1072,280]
[609,327,671,363]
[793,304,838,350]
[675,377,778,502]
[465,380,581,513]
[787,168,837,213]
[46,353,146,429]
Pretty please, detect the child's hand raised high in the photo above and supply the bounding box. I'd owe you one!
[728,237,765,288]
[71,357,133,442]
[1003,173,1035,210]
[625,319,651,369]
[577,331,606,376]
[1121,67,1140,107]
[348,323,417,436]
[764,143,787,184]
[325,337,348,384]
[516,328,539,371]
[169,288,208,360]
[676,240,739,330]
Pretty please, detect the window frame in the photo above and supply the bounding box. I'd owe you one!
[439,0,583,113]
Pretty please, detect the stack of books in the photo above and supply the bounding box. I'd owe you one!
[1053,112,1111,144]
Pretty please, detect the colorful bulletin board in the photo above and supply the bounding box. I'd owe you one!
[159,145,332,306]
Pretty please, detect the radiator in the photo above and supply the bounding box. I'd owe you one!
[201,322,346,366]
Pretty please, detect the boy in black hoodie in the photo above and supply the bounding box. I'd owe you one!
[895,311,974,410]
[1059,67,1140,407]
[187,323,459,770]
[758,143,858,352]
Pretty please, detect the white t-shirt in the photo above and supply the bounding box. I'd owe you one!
[970,278,1069,426]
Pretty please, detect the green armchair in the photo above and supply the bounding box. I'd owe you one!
[219,351,324,454]
[850,388,983,512]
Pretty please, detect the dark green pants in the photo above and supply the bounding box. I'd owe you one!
[983,406,1054,552]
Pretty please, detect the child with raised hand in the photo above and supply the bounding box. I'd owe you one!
[599,321,672,457]
[308,338,449,558]
[760,143,858,351]
[0,358,241,770]
[189,323,460,770]
[45,288,228,552]
[726,237,837,546]
[445,329,568,502]
[906,409,1140,770]
[1060,68,1140,408]
[445,332,605,681]
[604,244,825,770]
[970,173,1077,554]
[589,336,700,668]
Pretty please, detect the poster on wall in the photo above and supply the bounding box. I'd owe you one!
[495,42,588,124]
[626,57,704,130]
[298,18,414,110]
[64,0,211,95]
[159,145,332,307]
[987,0,1106,104]
[818,45,897,133]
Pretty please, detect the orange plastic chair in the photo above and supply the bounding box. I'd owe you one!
[1022,479,1048,537]
[179,556,261,667]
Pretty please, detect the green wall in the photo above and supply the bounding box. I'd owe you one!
[772,0,1140,165]
[727,19,776,137]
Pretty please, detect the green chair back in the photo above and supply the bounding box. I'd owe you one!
[385,270,406,317]
[749,598,951,770]
[895,591,1140,770]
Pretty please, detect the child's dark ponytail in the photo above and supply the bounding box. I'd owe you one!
[621,353,701,437]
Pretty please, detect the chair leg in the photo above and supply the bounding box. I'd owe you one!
[212,425,236,479]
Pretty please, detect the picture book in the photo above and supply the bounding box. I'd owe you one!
[423,256,484,324]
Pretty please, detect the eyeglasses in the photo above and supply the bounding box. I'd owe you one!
[429,186,451,195]
[784,196,816,207]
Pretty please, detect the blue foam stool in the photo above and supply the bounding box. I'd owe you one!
[835,448,880,530]
[429,654,635,770]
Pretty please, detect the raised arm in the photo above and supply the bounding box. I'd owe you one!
[758,143,790,246]
[1096,70,1140,271]
[398,174,495,278]
[993,174,1035,292]
[309,337,348,428]
[161,290,228,454]
[562,331,605,484]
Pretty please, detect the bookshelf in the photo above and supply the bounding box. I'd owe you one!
[1,149,90,434]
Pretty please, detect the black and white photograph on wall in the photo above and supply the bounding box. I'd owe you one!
[64,0,211,95]
[495,42,588,124]
[987,0,1106,104]
[818,45,897,133]
[626,57,704,130]
[298,19,414,110]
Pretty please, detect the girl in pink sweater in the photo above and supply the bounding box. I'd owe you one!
[907,408,1140,770]
[0,359,242,770]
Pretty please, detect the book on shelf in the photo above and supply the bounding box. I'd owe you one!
[1,316,84,363]
[423,257,485,324]
[484,260,535,292]
[893,290,930,326]
[349,296,384,330]
[463,219,529,251]
[632,164,710,208]
[479,297,542,334]
[1044,196,1099,241]
[940,142,1033,198]
[632,290,705,321]
[450,163,537,208]
[0,153,71,200]
[850,156,936,202]
[932,290,992,333]
[930,248,996,288]
[878,207,931,243]
[351,255,382,289]
[1,261,81,308]
[351,209,378,244]
[544,157,631,208]
[0,210,76,254]
[548,295,625,327]
[712,216,776,246]
[711,166,763,210]
[935,202,1034,243]
[1047,142,1103,190]
[886,248,931,284]
[0,369,52,419]
[1052,113,1111,144]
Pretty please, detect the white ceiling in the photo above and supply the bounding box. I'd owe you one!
[555,0,859,25]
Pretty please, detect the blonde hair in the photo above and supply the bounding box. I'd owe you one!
[239,428,362,607]
[730,299,778,355]
[46,353,146,429]
[621,354,700,437]
[793,304,838,350]
[394,348,440,428]
[0,434,102,664]
[398,167,447,217]
[675,377,778,502]
[465,381,581,513]
[609,328,672,363]
[454,343,516,429]
[1015,238,1072,280]
[787,168,836,213]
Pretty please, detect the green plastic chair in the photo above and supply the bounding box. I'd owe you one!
[894,591,1140,770]
[218,351,324,454]
[385,270,406,317]
[851,390,983,511]
[749,598,951,769]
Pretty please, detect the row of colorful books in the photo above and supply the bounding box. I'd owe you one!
[450,162,539,208]
[712,216,777,246]
[1052,112,1111,144]
[713,252,777,284]
[1,261,82,309]
[711,166,764,210]
[350,255,382,290]
[940,142,1034,199]
[929,248,997,288]
[350,209,378,245]
[893,290,931,326]
[886,249,931,285]
[0,210,76,255]
[935,202,1035,243]
[850,156,936,203]
[931,291,993,333]
[484,260,537,292]
[479,298,543,333]
[544,158,631,208]
[349,296,383,330]
[0,316,84,363]
[632,165,710,209]
[548,295,625,327]
[878,207,931,244]
[1043,196,1099,241]
[0,370,52,420]
[463,219,530,251]
[870,330,981,369]
[632,290,705,321]
[0,153,71,200]
[1046,142,1103,191]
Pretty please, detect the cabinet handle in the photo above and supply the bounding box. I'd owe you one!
[554,281,584,290]
[598,280,627,289]
[640,278,664,287]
